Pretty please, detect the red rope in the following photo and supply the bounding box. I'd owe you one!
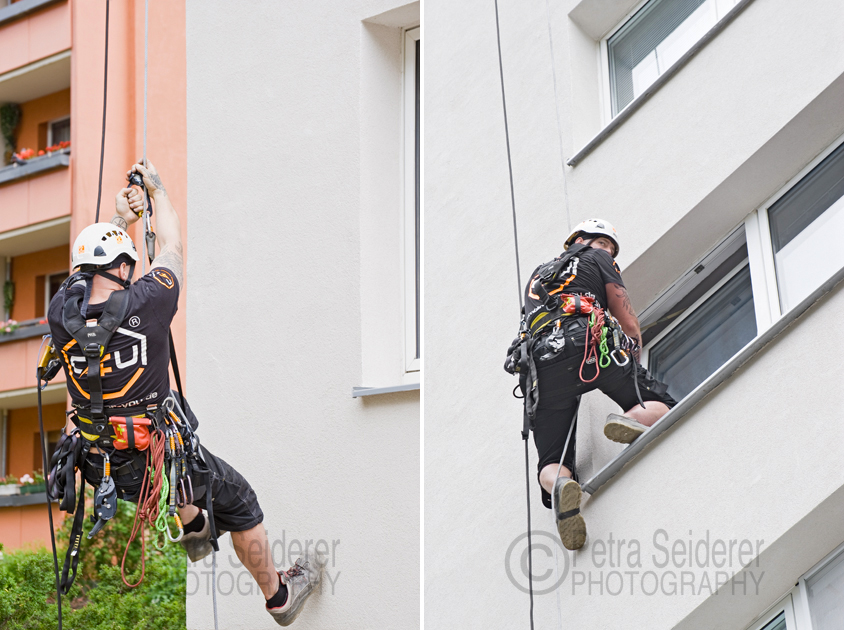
[579,310,605,384]
[120,429,166,588]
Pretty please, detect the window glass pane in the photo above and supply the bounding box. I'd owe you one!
[50,118,70,145]
[759,612,786,630]
[608,0,708,115]
[649,264,756,401]
[807,549,844,630]
[769,142,844,312]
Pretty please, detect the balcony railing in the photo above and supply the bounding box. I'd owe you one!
[0,149,69,186]
[0,0,65,28]
[0,318,50,344]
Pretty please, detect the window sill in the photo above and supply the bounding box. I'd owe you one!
[0,320,50,344]
[0,151,70,186]
[0,0,64,27]
[352,382,420,398]
[582,262,844,496]
[0,491,55,508]
[567,0,754,167]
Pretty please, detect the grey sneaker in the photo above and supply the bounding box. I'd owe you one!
[553,476,586,551]
[267,550,328,626]
[604,413,647,444]
[180,513,212,563]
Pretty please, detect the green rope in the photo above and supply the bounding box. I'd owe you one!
[599,327,611,368]
[152,462,170,550]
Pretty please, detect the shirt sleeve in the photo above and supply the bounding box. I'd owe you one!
[131,267,180,329]
[595,250,625,288]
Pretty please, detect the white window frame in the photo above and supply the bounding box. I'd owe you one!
[746,130,844,325]
[641,132,844,386]
[599,0,740,125]
[402,26,420,374]
[47,115,70,147]
[743,540,844,630]
[745,594,797,630]
[640,257,749,367]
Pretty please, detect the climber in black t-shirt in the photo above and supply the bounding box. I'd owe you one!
[49,161,323,625]
[512,219,676,551]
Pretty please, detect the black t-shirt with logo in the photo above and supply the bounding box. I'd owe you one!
[524,246,625,320]
[48,267,180,414]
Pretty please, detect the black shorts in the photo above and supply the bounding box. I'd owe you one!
[85,395,264,534]
[522,317,676,507]
[188,445,264,534]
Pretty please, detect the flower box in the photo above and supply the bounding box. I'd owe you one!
[19,483,46,495]
[0,485,20,496]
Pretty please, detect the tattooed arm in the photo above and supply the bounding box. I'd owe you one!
[128,160,184,288]
[606,282,642,360]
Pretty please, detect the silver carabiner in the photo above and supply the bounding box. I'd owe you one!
[611,349,630,367]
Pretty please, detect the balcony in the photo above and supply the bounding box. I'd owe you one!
[0,1,69,76]
[1,50,71,231]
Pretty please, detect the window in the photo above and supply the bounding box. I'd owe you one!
[767,141,844,313]
[48,116,70,146]
[404,26,420,373]
[805,546,844,630]
[35,271,68,319]
[641,229,752,401]
[743,543,844,630]
[641,135,844,403]
[606,0,739,117]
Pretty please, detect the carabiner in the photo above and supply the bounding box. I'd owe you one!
[177,477,187,508]
[611,348,630,367]
[165,514,184,543]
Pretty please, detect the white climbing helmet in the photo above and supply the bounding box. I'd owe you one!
[71,223,139,270]
[564,218,620,257]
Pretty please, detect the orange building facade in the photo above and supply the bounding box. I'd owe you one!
[0,0,186,550]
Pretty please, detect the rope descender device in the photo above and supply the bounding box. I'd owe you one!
[88,452,118,539]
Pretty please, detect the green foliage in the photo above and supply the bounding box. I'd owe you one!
[0,103,20,163]
[0,103,20,147]
[0,489,186,629]
[3,281,13,319]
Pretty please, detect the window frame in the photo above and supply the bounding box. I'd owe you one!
[641,133,844,391]
[748,131,844,324]
[640,257,749,368]
[743,540,844,630]
[402,26,420,374]
[599,0,741,125]
[47,115,70,147]
[43,270,68,316]
[745,594,797,630]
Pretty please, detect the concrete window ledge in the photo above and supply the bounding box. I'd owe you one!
[0,491,54,508]
[0,321,50,344]
[0,151,70,186]
[352,383,420,397]
[0,0,65,26]
[567,0,754,167]
[582,262,844,496]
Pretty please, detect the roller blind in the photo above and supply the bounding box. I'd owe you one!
[608,0,707,115]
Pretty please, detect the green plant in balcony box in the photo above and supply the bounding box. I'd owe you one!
[3,281,13,319]
[0,103,21,165]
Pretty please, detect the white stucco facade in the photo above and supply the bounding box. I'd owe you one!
[426,0,844,628]
[184,1,420,628]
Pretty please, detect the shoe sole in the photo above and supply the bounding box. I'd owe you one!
[555,479,586,551]
[604,417,646,444]
[271,582,313,626]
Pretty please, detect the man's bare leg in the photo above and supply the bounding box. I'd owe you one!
[623,400,669,427]
[539,463,572,495]
[178,506,279,600]
[231,524,279,600]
